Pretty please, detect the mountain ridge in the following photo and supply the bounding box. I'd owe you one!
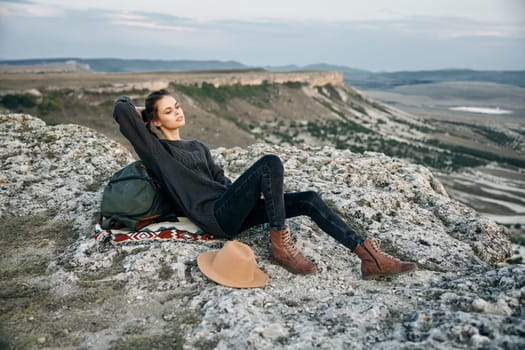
[2,58,524,88]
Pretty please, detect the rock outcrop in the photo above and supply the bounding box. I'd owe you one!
[79,71,344,94]
[0,114,134,230]
[0,114,522,350]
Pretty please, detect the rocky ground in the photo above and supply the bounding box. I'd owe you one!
[0,114,523,349]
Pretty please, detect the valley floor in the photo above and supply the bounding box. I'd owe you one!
[365,83,525,236]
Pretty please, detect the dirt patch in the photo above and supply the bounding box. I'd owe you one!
[0,215,136,348]
[0,214,205,349]
[0,214,78,348]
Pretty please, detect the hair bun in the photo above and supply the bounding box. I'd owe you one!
[144,89,170,123]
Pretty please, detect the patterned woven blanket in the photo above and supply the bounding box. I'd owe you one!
[94,217,222,249]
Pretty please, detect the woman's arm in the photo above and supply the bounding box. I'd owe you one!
[202,143,232,186]
[112,96,166,165]
[135,106,145,116]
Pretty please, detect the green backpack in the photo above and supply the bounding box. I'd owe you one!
[100,160,178,230]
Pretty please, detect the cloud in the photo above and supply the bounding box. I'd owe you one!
[0,0,34,3]
[0,0,62,17]
[418,17,525,39]
[108,11,199,32]
[111,20,197,32]
[108,12,146,22]
[1,5,523,70]
[347,16,525,40]
[447,29,519,39]
[444,24,525,39]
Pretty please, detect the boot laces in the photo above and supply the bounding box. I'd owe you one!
[370,238,397,261]
[282,231,300,258]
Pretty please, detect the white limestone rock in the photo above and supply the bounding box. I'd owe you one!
[1,114,521,350]
[0,113,134,231]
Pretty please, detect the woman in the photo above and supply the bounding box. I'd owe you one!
[112,89,416,279]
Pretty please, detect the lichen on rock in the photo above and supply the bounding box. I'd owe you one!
[0,113,134,231]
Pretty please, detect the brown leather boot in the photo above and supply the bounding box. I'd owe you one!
[269,226,317,275]
[353,238,416,280]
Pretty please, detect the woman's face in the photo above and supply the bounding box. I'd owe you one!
[152,95,185,130]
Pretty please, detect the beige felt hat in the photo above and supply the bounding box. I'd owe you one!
[197,240,269,288]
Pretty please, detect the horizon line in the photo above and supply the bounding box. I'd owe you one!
[1,57,524,73]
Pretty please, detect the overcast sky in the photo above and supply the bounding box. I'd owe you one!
[0,0,524,71]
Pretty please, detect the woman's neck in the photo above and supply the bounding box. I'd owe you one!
[160,128,181,141]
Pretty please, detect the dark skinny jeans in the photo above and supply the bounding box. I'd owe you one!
[213,155,365,250]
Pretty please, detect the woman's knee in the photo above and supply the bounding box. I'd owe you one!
[302,191,322,205]
[286,191,322,217]
[260,154,283,175]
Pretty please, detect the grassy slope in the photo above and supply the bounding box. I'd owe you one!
[1,71,523,167]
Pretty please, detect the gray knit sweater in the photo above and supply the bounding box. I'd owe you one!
[113,96,232,237]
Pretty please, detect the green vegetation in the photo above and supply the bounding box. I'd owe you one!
[38,92,61,115]
[437,120,519,148]
[350,103,368,116]
[283,81,305,89]
[392,117,434,133]
[427,139,525,168]
[347,88,391,114]
[306,120,374,141]
[476,127,516,147]
[172,81,272,103]
[316,84,370,116]
[313,97,347,119]
[270,128,301,144]
[368,100,390,114]
[214,110,251,132]
[0,93,38,110]
[273,119,488,170]
[316,84,341,101]
[171,80,305,104]
[294,121,493,170]
[364,137,486,170]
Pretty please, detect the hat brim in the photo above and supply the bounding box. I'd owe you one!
[197,251,269,288]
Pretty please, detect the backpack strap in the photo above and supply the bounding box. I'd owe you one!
[101,215,139,230]
[101,216,114,230]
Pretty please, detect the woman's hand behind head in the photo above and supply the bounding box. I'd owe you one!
[135,106,146,122]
